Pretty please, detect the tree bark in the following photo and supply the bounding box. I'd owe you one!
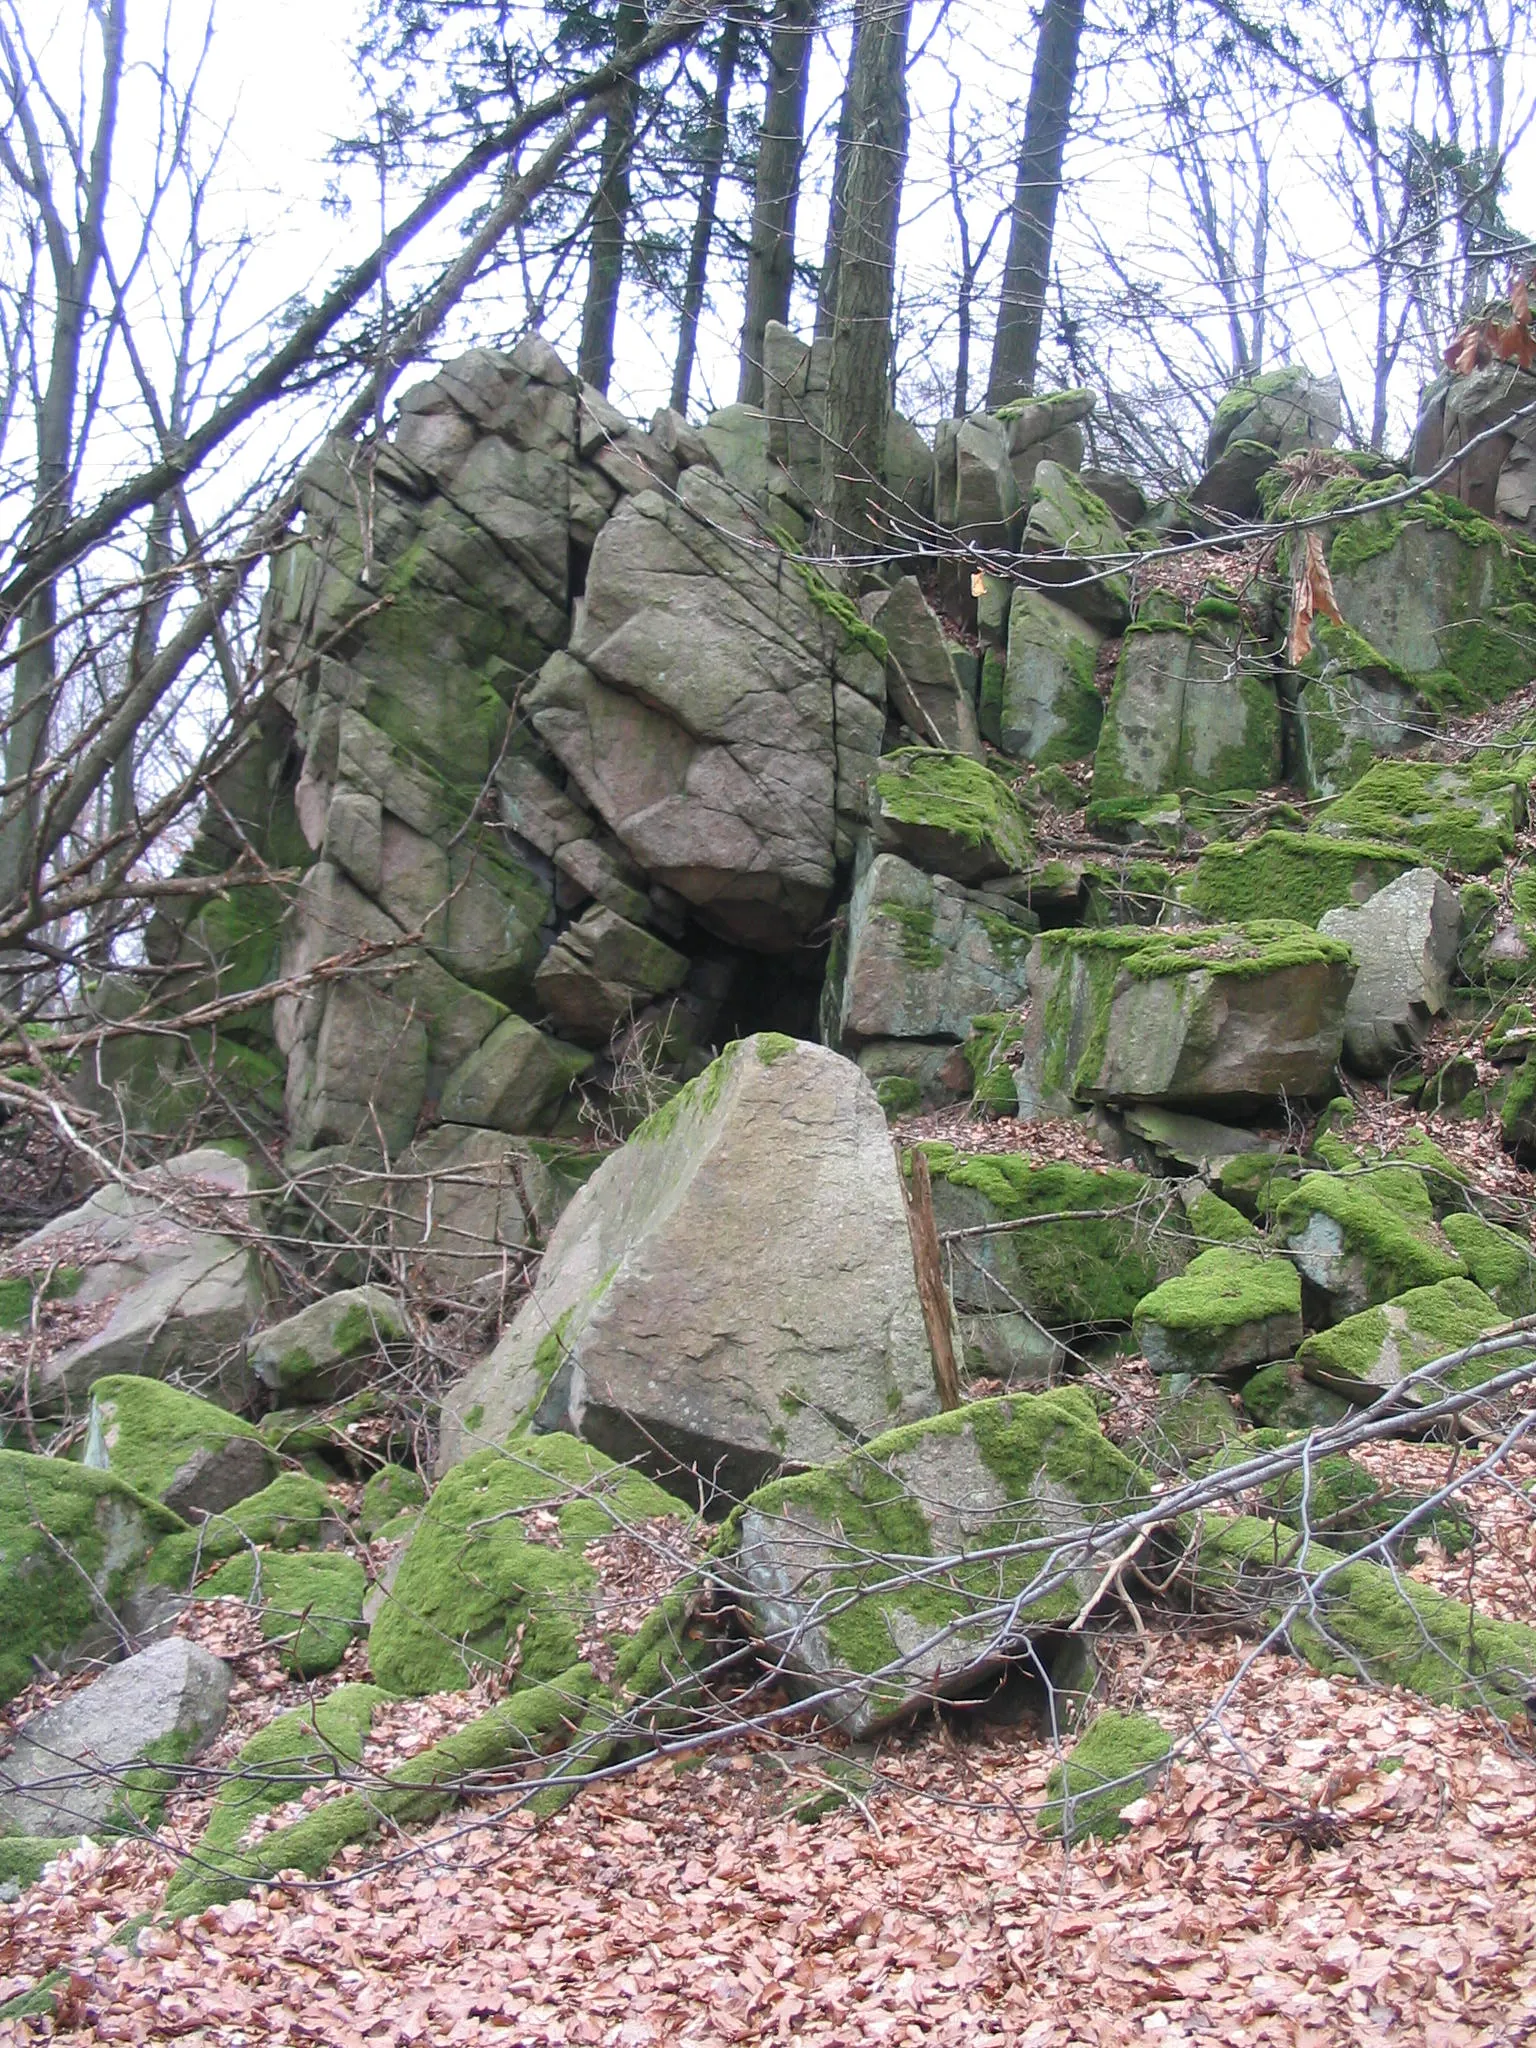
[816,0,912,553]
[813,3,861,341]
[737,0,814,405]
[986,0,1086,409]
[671,15,741,415]
[578,0,647,394]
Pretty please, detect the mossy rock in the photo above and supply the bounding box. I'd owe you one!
[1239,1361,1351,1431]
[1139,1377,1245,1470]
[1441,1210,1536,1316]
[1225,1439,1473,1557]
[0,1451,185,1704]
[198,1549,367,1676]
[1315,759,1524,876]
[1191,1514,1536,1716]
[872,748,1033,883]
[918,1146,1183,1328]
[1184,831,1415,926]
[368,1432,691,1696]
[1133,1247,1302,1377]
[1296,1276,1525,1398]
[962,1012,1025,1116]
[149,1472,337,1589]
[735,1390,1150,1736]
[1182,1189,1257,1244]
[249,1286,408,1405]
[81,1375,275,1519]
[1215,1149,1305,1216]
[0,1838,76,1896]
[357,1463,428,1538]
[1041,1709,1171,1843]
[1273,1170,1465,1323]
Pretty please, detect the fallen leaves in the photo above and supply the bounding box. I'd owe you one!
[1287,529,1345,666]
[1444,265,1536,374]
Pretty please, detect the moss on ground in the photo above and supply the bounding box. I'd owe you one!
[368,1432,689,1696]
[1227,1442,1474,1557]
[1041,1709,1171,1843]
[150,1473,335,1587]
[1184,830,1414,925]
[875,749,1033,871]
[918,1147,1175,1326]
[83,1376,266,1506]
[0,1451,185,1703]
[197,1550,366,1676]
[1296,1276,1522,1394]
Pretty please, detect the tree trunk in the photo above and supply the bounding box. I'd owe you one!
[671,16,741,416]
[813,4,861,341]
[986,0,1086,409]
[816,0,912,552]
[737,0,814,405]
[577,0,646,395]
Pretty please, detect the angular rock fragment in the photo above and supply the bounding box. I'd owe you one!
[1133,1248,1302,1376]
[249,1285,408,1404]
[83,1377,275,1520]
[1318,867,1461,1074]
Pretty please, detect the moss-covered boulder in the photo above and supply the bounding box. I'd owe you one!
[1020,463,1131,628]
[871,748,1032,883]
[1315,759,1525,876]
[149,1472,338,1588]
[1022,921,1355,1115]
[1239,1360,1351,1431]
[1041,1708,1171,1843]
[369,1432,690,1695]
[1295,621,1439,798]
[1441,1210,1536,1316]
[734,1390,1149,1736]
[1132,1247,1302,1376]
[1272,1169,1466,1324]
[198,1550,367,1676]
[1197,366,1341,516]
[357,1463,427,1538]
[1229,1439,1472,1557]
[1092,602,1281,802]
[1296,1277,1523,1398]
[827,851,1035,1047]
[989,587,1105,764]
[0,1451,184,1703]
[249,1286,408,1405]
[919,1147,1185,1329]
[440,1037,935,1488]
[82,1376,275,1520]
[1191,1513,1536,1716]
[1184,829,1415,927]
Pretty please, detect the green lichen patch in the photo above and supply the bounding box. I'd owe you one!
[1191,1514,1536,1716]
[368,1432,692,1696]
[150,1473,336,1588]
[919,1147,1179,1327]
[82,1376,267,1508]
[0,1451,185,1704]
[1441,1211,1536,1316]
[874,1075,922,1119]
[1041,1709,1171,1843]
[1315,759,1523,875]
[1185,830,1415,926]
[1133,1248,1300,1375]
[1296,1276,1522,1396]
[198,1550,367,1676]
[874,748,1033,876]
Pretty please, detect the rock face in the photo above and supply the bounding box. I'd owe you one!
[1093,599,1281,803]
[83,1377,275,1520]
[0,1639,231,1837]
[1318,868,1462,1074]
[526,468,885,951]
[13,1149,266,1411]
[438,1036,935,1491]
[987,588,1105,764]
[828,853,1034,1047]
[733,1390,1146,1736]
[1022,923,1356,1114]
[860,578,982,757]
[1019,463,1131,628]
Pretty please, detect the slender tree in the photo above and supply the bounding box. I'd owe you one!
[813,2,861,341]
[578,0,647,392]
[737,0,814,403]
[671,12,742,414]
[817,0,913,550]
[986,0,1087,407]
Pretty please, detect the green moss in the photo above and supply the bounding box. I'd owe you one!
[0,1451,185,1703]
[1192,1514,1536,1716]
[1133,1246,1299,1339]
[874,1075,922,1118]
[1441,1211,1536,1315]
[1185,831,1415,925]
[150,1473,335,1587]
[1239,1361,1351,1431]
[463,1402,485,1434]
[1041,918,1352,990]
[357,1464,427,1538]
[1274,1172,1465,1304]
[1316,759,1522,875]
[874,901,943,971]
[1042,1710,1171,1843]
[1216,1151,1303,1217]
[160,1665,601,1915]
[919,1148,1174,1326]
[963,1012,1024,1115]
[875,748,1033,872]
[755,1032,798,1066]
[788,558,888,662]
[1241,1448,1473,1558]
[1212,365,1311,439]
[0,1838,75,1894]
[979,648,1005,747]
[82,1376,266,1507]
[198,1550,366,1675]
[1184,1192,1258,1244]
[631,1038,743,1145]
[1296,1276,1521,1394]
[367,1432,689,1696]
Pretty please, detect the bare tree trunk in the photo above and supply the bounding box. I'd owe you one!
[578,0,646,394]
[738,0,814,404]
[671,15,741,416]
[813,4,862,342]
[0,0,125,916]
[986,0,1086,408]
[816,0,912,552]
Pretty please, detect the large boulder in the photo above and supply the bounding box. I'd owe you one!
[525,468,885,951]
[733,1390,1147,1735]
[935,413,1021,548]
[1318,868,1462,1075]
[83,1377,275,1520]
[438,1036,935,1492]
[1273,1168,1466,1325]
[1297,1277,1524,1399]
[1314,758,1524,877]
[438,1014,594,1133]
[1018,463,1131,629]
[0,1452,184,1702]
[870,749,1031,884]
[249,1286,408,1404]
[532,905,689,1046]
[1195,366,1341,517]
[1132,1248,1302,1376]
[1414,362,1536,529]
[986,587,1105,764]
[826,853,1034,1047]
[1021,922,1355,1114]
[9,1148,267,1411]
[0,1638,230,1837]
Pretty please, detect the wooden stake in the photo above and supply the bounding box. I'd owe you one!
[902,1147,962,1411]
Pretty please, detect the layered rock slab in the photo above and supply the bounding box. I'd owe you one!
[438,1036,935,1492]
